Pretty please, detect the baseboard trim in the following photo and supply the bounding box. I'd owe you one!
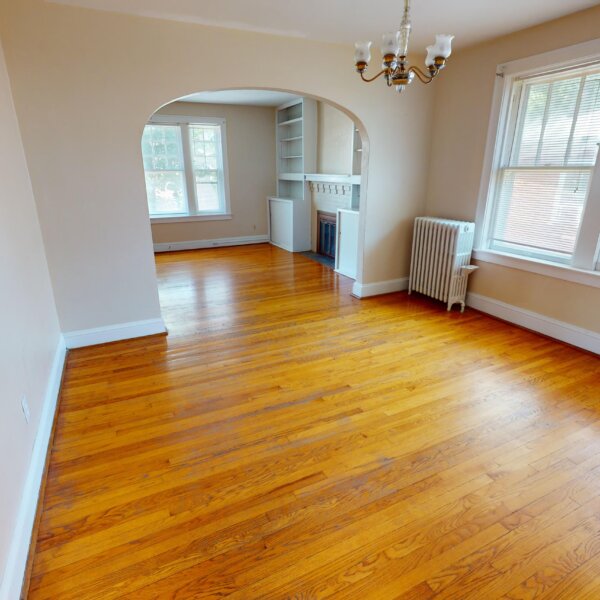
[467,292,600,355]
[63,318,167,349]
[352,277,409,298]
[154,235,269,253]
[0,337,66,600]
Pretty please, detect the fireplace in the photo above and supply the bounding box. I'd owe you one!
[317,211,336,259]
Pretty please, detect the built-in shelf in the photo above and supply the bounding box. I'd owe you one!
[271,98,316,252]
[278,117,303,127]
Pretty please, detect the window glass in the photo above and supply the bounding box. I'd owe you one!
[141,125,188,215]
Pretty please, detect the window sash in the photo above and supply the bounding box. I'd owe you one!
[187,124,226,214]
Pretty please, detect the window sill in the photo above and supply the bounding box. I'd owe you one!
[150,213,232,224]
[472,249,600,289]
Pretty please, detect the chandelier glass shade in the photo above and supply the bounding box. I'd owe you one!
[354,0,454,93]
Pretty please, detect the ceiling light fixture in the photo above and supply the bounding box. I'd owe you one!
[354,0,454,93]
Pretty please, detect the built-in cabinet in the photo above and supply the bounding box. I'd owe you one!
[267,197,310,252]
[268,98,317,252]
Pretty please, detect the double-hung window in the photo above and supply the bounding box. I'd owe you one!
[480,46,600,276]
[141,116,230,221]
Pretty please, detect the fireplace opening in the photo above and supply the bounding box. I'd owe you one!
[317,211,336,259]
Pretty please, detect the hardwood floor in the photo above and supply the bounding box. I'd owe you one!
[28,244,600,599]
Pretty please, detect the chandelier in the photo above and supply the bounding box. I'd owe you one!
[354,0,454,93]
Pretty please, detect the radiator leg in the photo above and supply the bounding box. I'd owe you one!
[460,302,465,313]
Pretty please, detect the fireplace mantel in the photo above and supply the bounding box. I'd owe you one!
[305,174,361,185]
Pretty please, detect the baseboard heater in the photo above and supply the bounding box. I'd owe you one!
[409,217,478,312]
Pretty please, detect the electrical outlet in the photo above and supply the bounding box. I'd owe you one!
[21,394,30,423]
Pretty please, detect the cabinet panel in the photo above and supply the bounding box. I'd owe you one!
[268,198,293,251]
[336,209,359,279]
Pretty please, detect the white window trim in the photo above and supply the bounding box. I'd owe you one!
[475,38,600,286]
[146,114,231,221]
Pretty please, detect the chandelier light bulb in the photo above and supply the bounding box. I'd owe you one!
[380,31,400,57]
[425,46,437,67]
[354,41,372,64]
[433,34,454,59]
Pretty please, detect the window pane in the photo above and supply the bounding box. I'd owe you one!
[511,83,549,166]
[492,168,590,257]
[538,78,581,165]
[567,74,600,165]
[141,124,188,215]
[142,125,184,170]
[145,171,187,215]
[195,181,220,212]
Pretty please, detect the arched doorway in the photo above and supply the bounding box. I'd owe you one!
[140,88,369,322]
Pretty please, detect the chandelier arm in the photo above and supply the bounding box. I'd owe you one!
[408,65,437,84]
[360,69,387,83]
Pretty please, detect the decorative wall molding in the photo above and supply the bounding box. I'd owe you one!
[63,318,167,349]
[1,337,66,600]
[467,292,600,355]
[352,277,409,298]
[154,234,269,253]
[308,181,353,197]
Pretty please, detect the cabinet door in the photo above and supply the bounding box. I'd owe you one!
[269,199,293,251]
[336,211,359,279]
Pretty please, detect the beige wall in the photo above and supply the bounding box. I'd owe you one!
[151,101,276,245]
[0,42,61,591]
[426,5,600,333]
[0,0,433,334]
[317,101,354,175]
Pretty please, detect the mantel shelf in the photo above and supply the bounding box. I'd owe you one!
[305,173,361,185]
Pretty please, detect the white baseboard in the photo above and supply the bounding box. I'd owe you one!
[63,318,167,349]
[0,337,66,600]
[467,292,600,355]
[154,235,269,253]
[352,277,409,298]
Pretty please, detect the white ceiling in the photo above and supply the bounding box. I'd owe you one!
[179,90,301,107]
[49,0,598,49]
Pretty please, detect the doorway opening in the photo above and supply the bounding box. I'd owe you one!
[141,89,367,290]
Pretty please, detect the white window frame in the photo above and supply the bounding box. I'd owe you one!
[475,39,600,289]
[145,115,231,223]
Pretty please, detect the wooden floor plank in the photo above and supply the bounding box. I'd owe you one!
[27,244,600,599]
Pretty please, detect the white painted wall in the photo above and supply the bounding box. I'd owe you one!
[0,0,434,335]
[0,42,62,597]
[317,101,354,175]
